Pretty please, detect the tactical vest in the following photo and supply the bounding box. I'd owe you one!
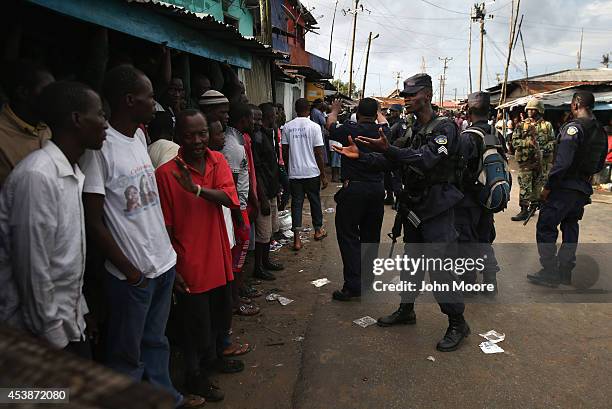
[563,118,608,179]
[401,116,462,190]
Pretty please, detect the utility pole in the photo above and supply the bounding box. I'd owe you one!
[361,32,379,98]
[420,56,427,73]
[501,0,521,106]
[394,71,402,93]
[438,75,444,106]
[577,28,584,69]
[328,0,339,66]
[472,3,493,92]
[468,5,473,93]
[513,14,529,90]
[439,57,452,106]
[454,88,457,102]
[343,0,369,99]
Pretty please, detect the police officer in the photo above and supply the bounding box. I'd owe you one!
[511,98,555,221]
[327,98,388,301]
[455,92,500,295]
[386,103,402,127]
[333,73,469,352]
[528,91,608,287]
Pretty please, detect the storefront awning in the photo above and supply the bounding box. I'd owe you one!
[497,86,612,111]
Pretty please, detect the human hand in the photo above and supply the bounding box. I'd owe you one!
[174,273,190,293]
[172,158,198,194]
[332,136,360,159]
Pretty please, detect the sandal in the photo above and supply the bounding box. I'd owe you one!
[314,229,328,241]
[223,342,251,357]
[234,303,260,316]
[240,296,252,304]
[240,286,263,298]
[178,394,206,408]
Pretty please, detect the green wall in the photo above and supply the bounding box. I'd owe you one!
[167,0,254,37]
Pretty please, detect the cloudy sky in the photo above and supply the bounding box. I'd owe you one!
[301,0,612,99]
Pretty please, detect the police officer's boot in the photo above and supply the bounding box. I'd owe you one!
[511,205,529,221]
[436,314,470,352]
[558,265,572,286]
[377,303,416,327]
[481,273,498,296]
[526,268,560,288]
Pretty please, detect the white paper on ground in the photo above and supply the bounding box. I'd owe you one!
[353,316,378,328]
[277,296,294,306]
[266,293,280,301]
[479,341,505,354]
[311,278,331,287]
[478,330,506,344]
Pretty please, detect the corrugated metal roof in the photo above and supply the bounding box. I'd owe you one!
[526,68,612,83]
[127,0,283,58]
[497,86,612,111]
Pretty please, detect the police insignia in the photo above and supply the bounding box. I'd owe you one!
[434,135,448,145]
[566,126,578,136]
[437,146,448,155]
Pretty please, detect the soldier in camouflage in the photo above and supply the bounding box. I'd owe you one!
[510,99,555,221]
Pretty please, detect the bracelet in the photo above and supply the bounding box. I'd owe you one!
[195,184,202,197]
[130,273,145,287]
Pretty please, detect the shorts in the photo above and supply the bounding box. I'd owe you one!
[255,198,279,243]
[330,151,342,168]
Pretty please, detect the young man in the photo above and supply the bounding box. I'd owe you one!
[0,60,55,187]
[199,90,230,130]
[157,110,242,402]
[79,65,203,408]
[223,103,261,313]
[282,98,328,251]
[0,81,106,358]
[252,103,284,280]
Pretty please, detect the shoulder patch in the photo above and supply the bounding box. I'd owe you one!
[566,126,578,136]
[434,135,448,145]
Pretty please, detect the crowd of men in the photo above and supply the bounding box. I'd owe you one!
[0,60,329,408]
[0,57,608,407]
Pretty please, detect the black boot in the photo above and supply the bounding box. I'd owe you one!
[253,242,276,281]
[377,303,416,327]
[526,268,560,288]
[263,241,284,271]
[558,266,572,286]
[482,273,498,296]
[511,205,529,221]
[436,314,470,352]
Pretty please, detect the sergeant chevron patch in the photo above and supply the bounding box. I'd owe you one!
[438,146,448,155]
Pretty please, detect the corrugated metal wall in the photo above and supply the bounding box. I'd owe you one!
[242,56,273,105]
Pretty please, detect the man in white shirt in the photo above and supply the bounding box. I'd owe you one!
[0,81,107,358]
[79,65,203,408]
[281,98,328,250]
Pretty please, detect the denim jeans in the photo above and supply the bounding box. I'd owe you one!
[105,267,182,406]
[289,176,323,231]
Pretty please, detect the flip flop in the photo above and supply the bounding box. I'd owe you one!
[223,342,251,357]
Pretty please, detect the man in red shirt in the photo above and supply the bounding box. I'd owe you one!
[156,110,243,402]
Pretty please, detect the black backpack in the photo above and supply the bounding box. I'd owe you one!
[568,118,608,177]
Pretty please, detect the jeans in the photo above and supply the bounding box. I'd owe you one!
[290,176,323,231]
[105,267,182,406]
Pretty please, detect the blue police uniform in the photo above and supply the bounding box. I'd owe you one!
[532,119,594,284]
[359,115,465,316]
[330,120,388,298]
[455,120,500,291]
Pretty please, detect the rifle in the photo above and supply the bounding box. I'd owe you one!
[523,203,540,226]
[387,212,403,258]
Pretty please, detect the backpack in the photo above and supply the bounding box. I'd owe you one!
[461,127,512,213]
[568,118,608,177]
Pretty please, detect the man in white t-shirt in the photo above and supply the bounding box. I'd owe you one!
[79,65,203,409]
[281,98,328,250]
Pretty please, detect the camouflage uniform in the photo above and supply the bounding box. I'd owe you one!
[511,119,542,207]
[532,118,556,187]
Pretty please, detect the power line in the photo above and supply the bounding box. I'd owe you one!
[418,0,471,15]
